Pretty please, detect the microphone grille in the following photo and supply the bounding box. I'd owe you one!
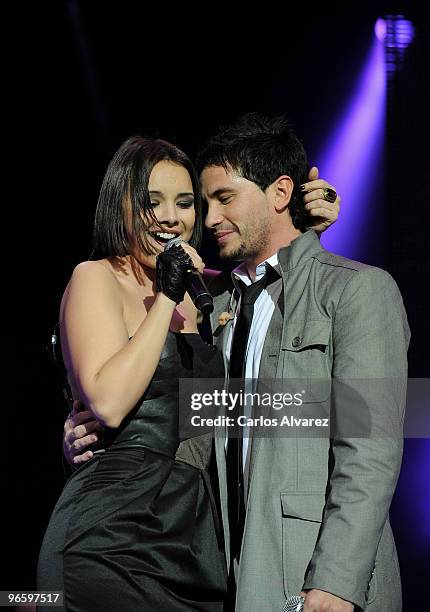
[282,595,305,612]
[164,237,184,251]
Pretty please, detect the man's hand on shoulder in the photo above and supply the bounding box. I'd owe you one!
[300,589,354,612]
[63,400,104,466]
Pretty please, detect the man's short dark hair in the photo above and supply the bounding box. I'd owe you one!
[196,113,310,230]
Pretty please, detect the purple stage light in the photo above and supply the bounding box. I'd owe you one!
[318,35,386,260]
[374,15,414,48]
[318,17,415,260]
[374,15,414,78]
[374,18,387,42]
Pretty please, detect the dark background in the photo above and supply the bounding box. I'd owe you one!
[6,1,429,609]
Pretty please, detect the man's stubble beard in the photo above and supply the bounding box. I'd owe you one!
[219,214,271,262]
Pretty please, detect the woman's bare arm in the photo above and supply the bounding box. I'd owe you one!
[61,261,175,428]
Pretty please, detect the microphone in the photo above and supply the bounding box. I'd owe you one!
[282,595,305,612]
[164,237,214,315]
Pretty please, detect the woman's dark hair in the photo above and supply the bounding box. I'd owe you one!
[196,113,310,231]
[92,136,202,258]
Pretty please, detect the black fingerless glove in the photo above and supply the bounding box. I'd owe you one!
[156,245,193,304]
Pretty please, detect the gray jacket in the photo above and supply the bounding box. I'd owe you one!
[208,230,409,611]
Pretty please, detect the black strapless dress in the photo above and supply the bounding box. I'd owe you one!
[37,332,227,612]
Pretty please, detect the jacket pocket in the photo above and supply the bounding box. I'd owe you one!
[281,492,325,598]
[281,491,325,522]
[280,319,331,402]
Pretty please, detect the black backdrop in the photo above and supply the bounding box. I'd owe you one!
[6,2,429,609]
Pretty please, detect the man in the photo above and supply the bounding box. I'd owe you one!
[194,114,408,612]
[64,114,408,611]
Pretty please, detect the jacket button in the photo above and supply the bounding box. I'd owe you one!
[292,336,302,347]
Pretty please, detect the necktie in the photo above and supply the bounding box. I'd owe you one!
[226,265,279,563]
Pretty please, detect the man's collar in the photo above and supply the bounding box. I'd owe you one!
[231,229,323,286]
[231,253,280,289]
[210,230,324,298]
[277,229,324,271]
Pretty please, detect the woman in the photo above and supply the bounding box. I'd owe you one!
[38,135,338,611]
[38,136,228,611]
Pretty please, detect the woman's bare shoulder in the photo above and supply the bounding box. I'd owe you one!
[61,260,122,312]
[71,259,117,279]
